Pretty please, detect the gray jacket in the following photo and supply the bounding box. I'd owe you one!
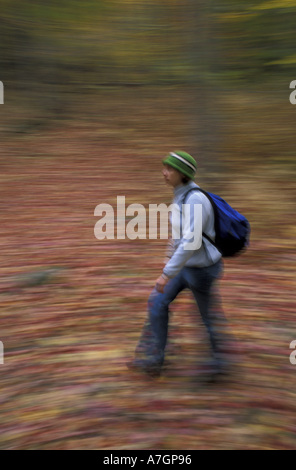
[163,181,222,279]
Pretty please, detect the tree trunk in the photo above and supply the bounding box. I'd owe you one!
[185,0,223,176]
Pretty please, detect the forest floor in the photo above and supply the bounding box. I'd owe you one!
[0,86,295,449]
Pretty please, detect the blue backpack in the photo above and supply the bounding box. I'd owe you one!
[183,188,250,257]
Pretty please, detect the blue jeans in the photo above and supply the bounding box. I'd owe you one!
[136,260,226,368]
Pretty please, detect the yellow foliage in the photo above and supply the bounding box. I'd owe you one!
[253,0,296,9]
[216,13,259,22]
[268,55,296,65]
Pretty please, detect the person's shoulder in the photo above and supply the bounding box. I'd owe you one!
[185,187,208,205]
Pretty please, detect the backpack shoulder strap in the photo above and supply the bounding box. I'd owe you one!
[182,187,215,209]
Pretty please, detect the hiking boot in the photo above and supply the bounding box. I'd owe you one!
[126,359,162,378]
[196,358,231,384]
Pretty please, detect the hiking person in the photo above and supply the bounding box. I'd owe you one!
[128,150,231,379]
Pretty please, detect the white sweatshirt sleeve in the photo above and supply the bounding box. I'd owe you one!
[162,192,210,278]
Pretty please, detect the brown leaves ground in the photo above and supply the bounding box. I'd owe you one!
[0,88,295,450]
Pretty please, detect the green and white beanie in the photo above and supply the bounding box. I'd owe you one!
[162,151,197,180]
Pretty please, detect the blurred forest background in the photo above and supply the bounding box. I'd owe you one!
[1,0,296,154]
[0,0,295,450]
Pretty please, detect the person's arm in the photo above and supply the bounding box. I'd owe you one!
[164,237,174,263]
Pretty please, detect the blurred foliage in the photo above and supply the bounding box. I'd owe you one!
[1,0,295,89]
[1,0,295,169]
[0,1,296,451]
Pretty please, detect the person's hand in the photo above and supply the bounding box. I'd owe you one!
[155,274,169,293]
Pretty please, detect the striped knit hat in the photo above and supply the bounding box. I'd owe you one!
[162,151,197,180]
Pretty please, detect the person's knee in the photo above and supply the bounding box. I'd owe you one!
[148,291,169,318]
[148,289,159,308]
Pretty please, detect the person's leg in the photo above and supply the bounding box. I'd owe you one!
[183,261,228,371]
[134,271,187,370]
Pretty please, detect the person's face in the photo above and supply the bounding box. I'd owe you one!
[162,164,184,188]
